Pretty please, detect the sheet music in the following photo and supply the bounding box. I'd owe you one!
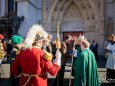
[73,50,77,57]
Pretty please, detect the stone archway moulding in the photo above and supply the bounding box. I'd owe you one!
[46,0,105,54]
[47,0,100,32]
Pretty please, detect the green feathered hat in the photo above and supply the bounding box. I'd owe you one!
[11,35,23,45]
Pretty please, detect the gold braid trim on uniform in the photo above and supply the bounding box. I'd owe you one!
[0,43,5,59]
[43,50,52,61]
[0,50,5,59]
[37,32,42,38]
[33,45,52,61]
[22,73,46,86]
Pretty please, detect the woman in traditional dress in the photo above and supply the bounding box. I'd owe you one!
[9,35,23,86]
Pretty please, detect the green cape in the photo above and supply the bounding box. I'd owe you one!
[74,48,100,86]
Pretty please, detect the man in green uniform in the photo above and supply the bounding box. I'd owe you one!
[9,35,23,64]
[9,35,23,86]
[74,40,100,86]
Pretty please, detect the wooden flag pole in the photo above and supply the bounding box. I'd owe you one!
[69,41,75,86]
[56,24,61,86]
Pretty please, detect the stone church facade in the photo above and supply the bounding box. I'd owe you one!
[0,0,115,54]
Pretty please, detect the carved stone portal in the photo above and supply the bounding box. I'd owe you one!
[61,2,85,32]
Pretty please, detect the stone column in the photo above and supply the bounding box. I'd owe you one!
[42,0,47,29]
[0,0,5,16]
[98,0,105,54]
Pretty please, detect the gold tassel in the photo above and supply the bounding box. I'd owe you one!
[56,37,61,49]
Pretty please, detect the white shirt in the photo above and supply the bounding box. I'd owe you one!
[106,43,115,69]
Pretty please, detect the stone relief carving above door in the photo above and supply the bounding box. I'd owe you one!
[63,2,83,20]
[62,20,85,31]
[61,2,85,31]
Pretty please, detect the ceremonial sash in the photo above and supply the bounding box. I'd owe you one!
[22,73,47,86]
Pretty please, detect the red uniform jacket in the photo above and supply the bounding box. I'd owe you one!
[11,47,60,86]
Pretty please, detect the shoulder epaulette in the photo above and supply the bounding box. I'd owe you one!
[43,50,52,61]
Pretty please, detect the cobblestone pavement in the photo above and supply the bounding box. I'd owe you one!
[0,56,115,86]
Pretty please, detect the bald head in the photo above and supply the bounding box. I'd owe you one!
[81,40,90,50]
[47,34,52,42]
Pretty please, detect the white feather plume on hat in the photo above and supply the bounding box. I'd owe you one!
[42,30,48,39]
[24,25,45,49]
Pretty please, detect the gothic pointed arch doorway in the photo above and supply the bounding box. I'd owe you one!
[61,2,85,40]
[46,0,104,54]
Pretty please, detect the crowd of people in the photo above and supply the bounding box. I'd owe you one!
[0,24,115,86]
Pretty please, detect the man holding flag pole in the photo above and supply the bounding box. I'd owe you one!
[54,25,72,86]
[11,25,62,86]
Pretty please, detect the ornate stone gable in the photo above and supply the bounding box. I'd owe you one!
[63,3,82,19]
[46,0,52,7]
[61,2,85,31]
